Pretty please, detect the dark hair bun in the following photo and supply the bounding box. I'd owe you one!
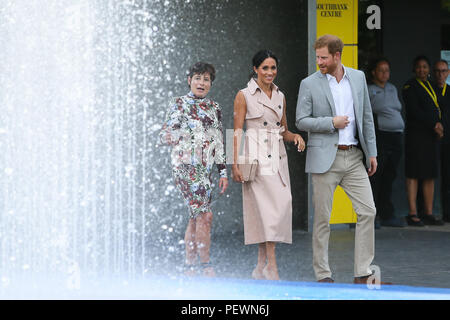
[250,50,278,79]
[252,50,278,69]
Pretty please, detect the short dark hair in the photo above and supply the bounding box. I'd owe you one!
[367,57,391,81]
[434,59,449,68]
[314,34,344,55]
[412,55,431,72]
[187,62,216,82]
[369,56,391,73]
[250,50,279,79]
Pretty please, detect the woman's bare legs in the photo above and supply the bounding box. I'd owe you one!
[252,242,280,280]
[406,178,435,219]
[422,179,435,215]
[252,243,267,279]
[262,242,279,280]
[183,211,215,276]
[196,211,215,277]
[406,178,421,221]
[184,218,197,276]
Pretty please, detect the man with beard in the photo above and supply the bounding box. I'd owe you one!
[296,34,389,285]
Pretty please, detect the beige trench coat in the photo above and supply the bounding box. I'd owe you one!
[240,79,292,245]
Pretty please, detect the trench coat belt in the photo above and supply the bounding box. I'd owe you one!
[246,127,285,144]
[245,127,285,160]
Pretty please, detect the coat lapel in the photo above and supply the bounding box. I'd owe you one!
[319,73,337,116]
[258,94,282,115]
[257,92,275,109]
[255,82,283,119]
[345,67,361,124]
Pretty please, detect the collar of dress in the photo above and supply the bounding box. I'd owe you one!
[247,78,279,95]
[187,91,206,101]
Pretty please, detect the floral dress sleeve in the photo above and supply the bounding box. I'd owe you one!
[213,102,227,179]
[159,97,186,146]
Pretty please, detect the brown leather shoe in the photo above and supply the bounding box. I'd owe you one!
[354,275,392,285]
[318,277,334,283]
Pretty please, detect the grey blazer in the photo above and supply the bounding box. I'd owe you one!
[295,67,377,174]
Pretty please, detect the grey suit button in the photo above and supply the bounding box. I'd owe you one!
[334,143,338,146]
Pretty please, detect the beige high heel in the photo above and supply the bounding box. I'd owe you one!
[262,265,279,280]
[251,267,265,280]
[200,262,216,277]
[183,263,197,277]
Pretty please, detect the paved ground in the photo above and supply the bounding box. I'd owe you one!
[2,223,449,299]
[197,223,450,288]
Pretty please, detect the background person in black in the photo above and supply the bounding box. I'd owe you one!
[433,59,450,222]
[402,55,444,226]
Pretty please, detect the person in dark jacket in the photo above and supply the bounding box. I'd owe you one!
[402,55,444,226]
[433,59,450,222]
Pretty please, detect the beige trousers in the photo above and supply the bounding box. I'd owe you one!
[311,147,376,280]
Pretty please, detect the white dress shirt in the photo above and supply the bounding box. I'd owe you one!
[326,67,358,146]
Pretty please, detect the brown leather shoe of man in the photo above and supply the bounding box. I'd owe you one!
[353,275,392,285]
[318,277,334,283]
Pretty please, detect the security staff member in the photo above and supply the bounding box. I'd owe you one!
[402,55,444,226]
[368,57,405,228]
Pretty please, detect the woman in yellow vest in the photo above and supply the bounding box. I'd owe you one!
[402,55,444,226]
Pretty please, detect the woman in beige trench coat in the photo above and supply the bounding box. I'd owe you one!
[232,50,305,280]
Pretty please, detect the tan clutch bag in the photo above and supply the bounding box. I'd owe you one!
[237,156,258,182]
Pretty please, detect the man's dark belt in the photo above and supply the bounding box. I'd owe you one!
[337,144,357,150]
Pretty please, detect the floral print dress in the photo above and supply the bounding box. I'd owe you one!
[160,92,227,219]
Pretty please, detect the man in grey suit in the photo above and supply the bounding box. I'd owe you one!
[296,34,380,284]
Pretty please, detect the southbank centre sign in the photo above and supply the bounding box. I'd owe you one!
[317,3,350,17]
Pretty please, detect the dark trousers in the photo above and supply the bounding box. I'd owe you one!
[442,142,450,221]
[370,131,403,220]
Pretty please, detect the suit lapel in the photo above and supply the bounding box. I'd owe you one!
[345,67,361,123]
[319,73,336,116]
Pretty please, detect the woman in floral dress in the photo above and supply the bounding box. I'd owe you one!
[159,62,228,277]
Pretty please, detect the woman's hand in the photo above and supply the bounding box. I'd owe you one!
[219,177,229,194]
[160,131,178,145]
[293,134,306,152]
[164,133,174,145]
[435,122,444,139]
[232,165,244,183]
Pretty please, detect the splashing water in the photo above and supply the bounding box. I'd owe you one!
[0,0,205,288]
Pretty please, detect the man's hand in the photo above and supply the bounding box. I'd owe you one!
[332,116,350,129]
[368,157,377,177]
